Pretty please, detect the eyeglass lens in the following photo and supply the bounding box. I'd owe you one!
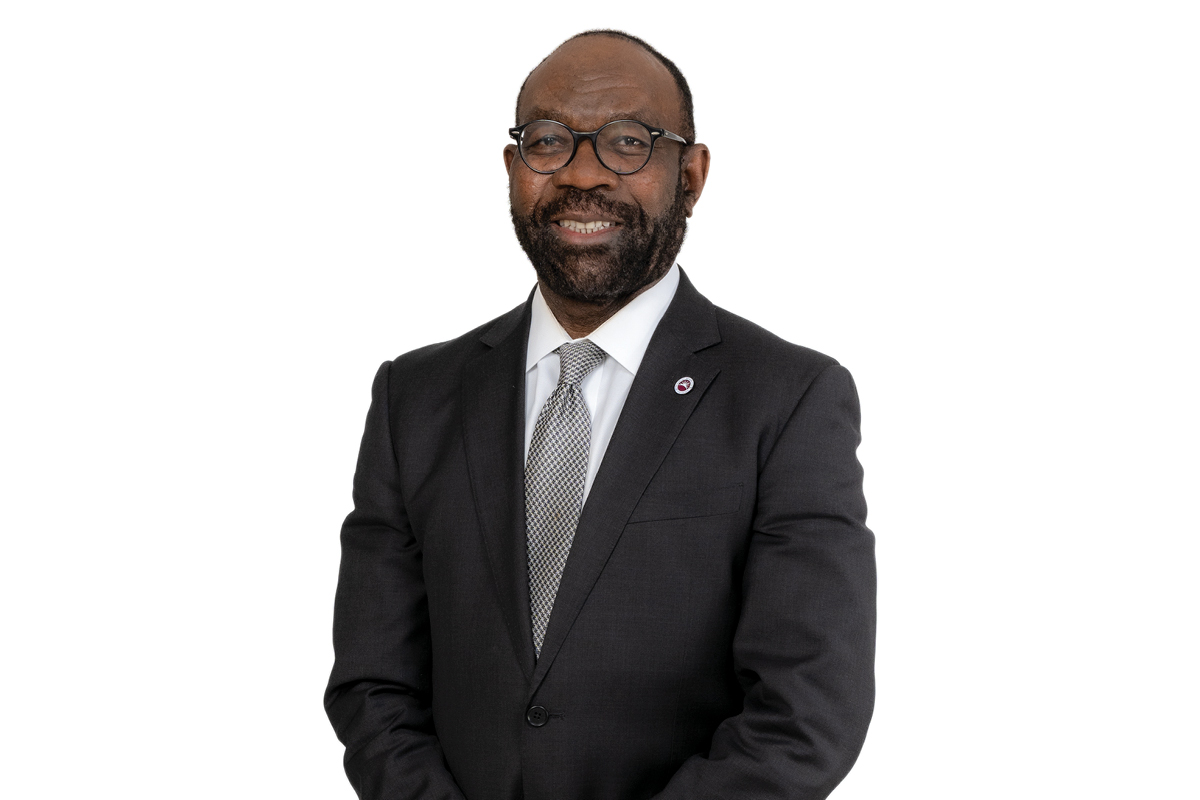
[520,121,654,174]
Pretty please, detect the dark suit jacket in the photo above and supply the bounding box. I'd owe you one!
[326,271,875,800]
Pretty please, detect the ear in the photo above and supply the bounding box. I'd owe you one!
[679,143,711,218]
[504,144,517,173]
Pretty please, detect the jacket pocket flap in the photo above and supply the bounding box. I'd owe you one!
[627,483,743,524]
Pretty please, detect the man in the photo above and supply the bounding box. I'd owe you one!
[326,30,875,800]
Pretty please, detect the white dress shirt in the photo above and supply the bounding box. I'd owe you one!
[523,263,680,501]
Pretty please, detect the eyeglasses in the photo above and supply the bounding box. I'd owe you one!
[509,119,689,175]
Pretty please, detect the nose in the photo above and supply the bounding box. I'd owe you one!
[552,137,618,191]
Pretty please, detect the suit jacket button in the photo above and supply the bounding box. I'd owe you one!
[525,705,549,727]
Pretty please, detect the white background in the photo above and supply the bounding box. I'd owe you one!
[1,2,1197,797]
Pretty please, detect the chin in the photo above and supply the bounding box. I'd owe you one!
[535,257,659,304]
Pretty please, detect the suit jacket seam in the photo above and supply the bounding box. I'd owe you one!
[380,360,405,491]
[757,361,843,474]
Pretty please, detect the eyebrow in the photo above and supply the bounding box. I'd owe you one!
[521,108,660,129]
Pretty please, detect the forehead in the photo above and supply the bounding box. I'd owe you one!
[518,37,683,132]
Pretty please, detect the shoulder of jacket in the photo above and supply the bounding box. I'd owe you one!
[712,306,841,377]
[386,300,527,377]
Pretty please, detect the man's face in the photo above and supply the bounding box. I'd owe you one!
[505,37,706,304]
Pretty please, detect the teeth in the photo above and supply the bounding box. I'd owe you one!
[557,219,615,233]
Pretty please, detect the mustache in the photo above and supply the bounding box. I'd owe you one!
[530,188,644,227]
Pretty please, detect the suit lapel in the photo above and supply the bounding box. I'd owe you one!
[530,271,723,694]
[461,299,537,683]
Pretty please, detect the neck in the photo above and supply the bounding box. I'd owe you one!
[540,272,666,339]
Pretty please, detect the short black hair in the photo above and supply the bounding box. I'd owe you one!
[515,29,696,143]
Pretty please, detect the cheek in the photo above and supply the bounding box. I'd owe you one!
[510,173,547,213]
[627,178,676,217]
[627,158,681,213]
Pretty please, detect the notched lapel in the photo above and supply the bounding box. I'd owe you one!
[530,271,722,692]
[461,300,536,682]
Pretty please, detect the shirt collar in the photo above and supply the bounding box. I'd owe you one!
[525,263,680,375]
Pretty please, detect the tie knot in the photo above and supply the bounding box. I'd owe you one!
[556,340,605,386]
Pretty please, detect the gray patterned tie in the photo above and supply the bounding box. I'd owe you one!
[526,339,606,657]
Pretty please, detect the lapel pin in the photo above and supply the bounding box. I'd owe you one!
[674,377,694,395]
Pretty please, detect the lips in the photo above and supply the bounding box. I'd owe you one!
[556,219,618,234]
[535,189,634,240]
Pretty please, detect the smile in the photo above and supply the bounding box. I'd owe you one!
[556,220,618,234]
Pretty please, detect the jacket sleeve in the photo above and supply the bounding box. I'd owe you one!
[325,361,467,800]
[654,363,877,800]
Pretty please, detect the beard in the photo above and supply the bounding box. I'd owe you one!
[510,174,688,304]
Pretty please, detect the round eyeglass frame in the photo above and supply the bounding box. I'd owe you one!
[508,119,690,175]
